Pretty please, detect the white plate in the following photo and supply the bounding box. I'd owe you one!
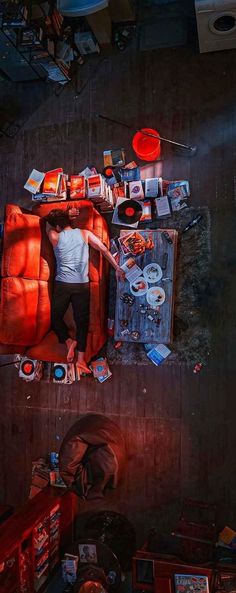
[130,277,149,297]
[146,286,165,308]
[143,263,162,283]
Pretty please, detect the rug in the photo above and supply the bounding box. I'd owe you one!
[106,206,211,366]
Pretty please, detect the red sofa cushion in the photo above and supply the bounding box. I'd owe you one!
[1,205,54,281]
[0,277,51,345]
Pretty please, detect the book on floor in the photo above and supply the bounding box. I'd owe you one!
[146,343,171,366]
[129,180,144,200]
[119,166,140,183]
[42,168,63,195]
[87,174,104,199]
[167,180,190,199]
[103,148,125,168]
[70,175,86,199]
[24,169,45,194]
[144,177,160,198]
[90,358,112,383]
[120,257,143,284]
[155,196,171,218]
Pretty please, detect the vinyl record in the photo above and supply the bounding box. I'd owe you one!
[21,359,35,376]
[103,166,114,179]
[53,365,66,381]
[117,200,142,224]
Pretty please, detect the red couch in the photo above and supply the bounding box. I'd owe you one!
[0,201,110,362]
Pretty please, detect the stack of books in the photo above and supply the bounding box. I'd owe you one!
[87,174,114,212]
[24,168,68,202]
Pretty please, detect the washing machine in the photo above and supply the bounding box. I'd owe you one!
[195,0,236,53]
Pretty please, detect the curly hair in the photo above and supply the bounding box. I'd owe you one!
[46,209,70,229]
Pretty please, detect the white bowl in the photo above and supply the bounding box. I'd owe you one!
[130,277,149,297]
[143,263,163,283]
[146,286,165,308]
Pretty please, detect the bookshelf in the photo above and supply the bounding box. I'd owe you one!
[0,487,78,593]
[0,0,71,84]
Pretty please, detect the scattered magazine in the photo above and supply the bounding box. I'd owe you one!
[120,257,142,284]
[171,197,188,212]
[144,177,159,198]
[167,180,190,199]
[129,180,144,200]
[90,358,112,383]
[145,343,171,366]
[155,196,171,218]
[119,167,140,183]
[103,148,125,168]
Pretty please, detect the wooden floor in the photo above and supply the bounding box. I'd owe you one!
[1,39,236,543]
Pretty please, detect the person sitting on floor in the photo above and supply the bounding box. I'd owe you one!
[46,208,125,374]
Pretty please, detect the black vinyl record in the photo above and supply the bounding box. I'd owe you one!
[117,200,142,224]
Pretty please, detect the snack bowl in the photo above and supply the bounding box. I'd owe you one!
[130,277,148,297]
[146,286,165,308]
[143,263,162,283]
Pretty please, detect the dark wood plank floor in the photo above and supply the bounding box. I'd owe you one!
[1,41,236,542]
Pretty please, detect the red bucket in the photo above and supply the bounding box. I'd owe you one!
[132,127,161,161]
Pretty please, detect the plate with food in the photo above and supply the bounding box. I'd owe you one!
[143,263,163,283]
[146,286,165,308]
[130,277,149,297]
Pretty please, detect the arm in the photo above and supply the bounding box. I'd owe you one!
[46,222,59,247]
[86,231,125,281]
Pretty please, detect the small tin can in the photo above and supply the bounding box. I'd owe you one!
[107,318,114,336]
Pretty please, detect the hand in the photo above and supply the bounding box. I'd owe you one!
[116,266,126,281]
[68,207,80,219]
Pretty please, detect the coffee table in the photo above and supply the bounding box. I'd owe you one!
[115,229,178,344]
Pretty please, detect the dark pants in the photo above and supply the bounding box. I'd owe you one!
[51,281,90,352]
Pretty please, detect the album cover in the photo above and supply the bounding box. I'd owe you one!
[129,180,144,200]
[118,231,146,255]
[111,198,141,228]
[144,177,159,198]
[119,167,140,183]
[174,574,209,593]
[167,180,190,199]
[24,169,45,194]
[70,175,86,199]
[43,168,63,195]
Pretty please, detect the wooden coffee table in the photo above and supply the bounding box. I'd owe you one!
[115,229,178,344]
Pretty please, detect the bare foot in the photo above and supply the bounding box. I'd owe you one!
[76,361,91,374]
[66,338,77,362]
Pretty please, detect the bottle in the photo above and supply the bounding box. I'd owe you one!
[182,214,202,233]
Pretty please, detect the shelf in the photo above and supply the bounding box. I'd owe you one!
[0,0,71,83]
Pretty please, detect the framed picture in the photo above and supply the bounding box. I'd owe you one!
[79,543,98,564]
